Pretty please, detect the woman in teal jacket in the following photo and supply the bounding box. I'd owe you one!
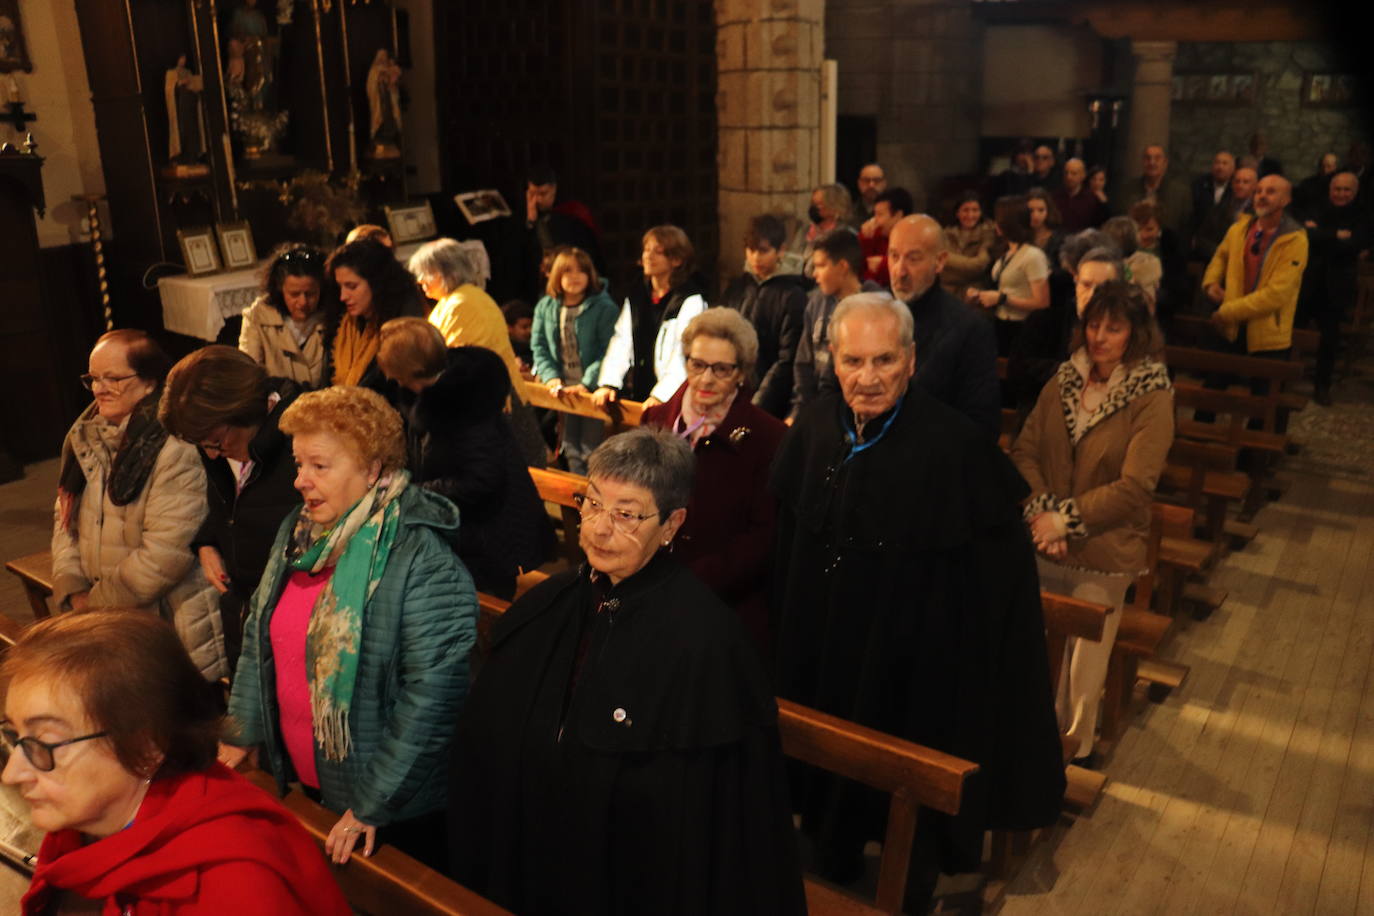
[531,247,618,474]
[223,386,475,872]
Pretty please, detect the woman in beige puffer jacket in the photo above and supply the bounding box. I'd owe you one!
[51,331,227,681]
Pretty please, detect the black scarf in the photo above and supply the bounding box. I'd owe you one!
[59,390,170,512]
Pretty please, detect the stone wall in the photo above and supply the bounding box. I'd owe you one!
[717,0,824,272]
[825,0,982,208]
[1169,41,1371,181]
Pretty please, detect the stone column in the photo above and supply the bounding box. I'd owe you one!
[716,0,823,282]
[1123,40,1178,172]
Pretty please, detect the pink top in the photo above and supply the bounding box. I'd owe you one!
[269,567,334,788]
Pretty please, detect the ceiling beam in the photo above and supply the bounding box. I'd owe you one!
[973,1,1326,42]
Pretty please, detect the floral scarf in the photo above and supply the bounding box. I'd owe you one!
[276,470,409,761]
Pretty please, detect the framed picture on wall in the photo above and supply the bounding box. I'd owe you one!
[1302,73,1357,108]
[0,0,33,74]
[384,202,438,244]
[178,227,222,277]
[454,189,512,225]
[216,221,258,270]
[1171,72,1256,107]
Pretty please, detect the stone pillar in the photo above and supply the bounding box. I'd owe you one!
[716,0,823,281]
[1123,40,1178,173]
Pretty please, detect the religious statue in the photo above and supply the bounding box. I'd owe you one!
[366,48,402,160]
[163,54,209,177]
[225,0,288,160]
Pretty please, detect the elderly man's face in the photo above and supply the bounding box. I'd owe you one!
[1231,168,1258,201]
[887,219,947,302]
[1252,175,1292,220]
[831,311,915,423]
[858,165,887,204]
[1063,159,1085,191]
[1143,146,1167,180]
[1211,152,1236,184]
[527,182,557,213]
[1330,173,1359,208]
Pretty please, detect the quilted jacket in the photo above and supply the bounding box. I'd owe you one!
[226,485,477,826]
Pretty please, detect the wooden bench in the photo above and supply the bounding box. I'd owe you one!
[1101,608,1174,749]
[1159,438,1250,545]
[527,466,589,555]
[5,552,54,620]
[1038,591,1109,811]
[519,380,644,428]
[475,574,978,915]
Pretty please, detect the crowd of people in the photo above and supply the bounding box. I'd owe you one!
[2,138,1367,914]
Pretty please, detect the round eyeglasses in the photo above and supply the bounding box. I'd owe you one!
[0,725,109,772]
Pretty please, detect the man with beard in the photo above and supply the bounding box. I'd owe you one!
[886,214,1000,439]
[770,292,1065,912]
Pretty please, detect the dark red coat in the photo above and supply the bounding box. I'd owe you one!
[22,763,351,915]
[642,382,787,652]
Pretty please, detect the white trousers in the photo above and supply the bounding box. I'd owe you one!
[1036,557,1131,760]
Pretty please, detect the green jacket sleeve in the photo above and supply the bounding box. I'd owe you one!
[351,534,477,825]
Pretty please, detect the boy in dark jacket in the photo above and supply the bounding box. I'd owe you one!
[720,214,808,419]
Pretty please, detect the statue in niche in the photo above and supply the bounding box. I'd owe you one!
[225,0,288,160]
[366,48,402,160]
[163,54,210,178]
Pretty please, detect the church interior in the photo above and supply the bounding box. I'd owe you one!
[1,0,1372,913]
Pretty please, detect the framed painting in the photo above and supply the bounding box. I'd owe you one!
[384,201,438,244]
[0,0,31,74]
[216,221,258,270]
[178,227,222,277]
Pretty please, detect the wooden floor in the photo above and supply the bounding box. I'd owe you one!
[1001,438,1374,914]
[3,395,1373,914]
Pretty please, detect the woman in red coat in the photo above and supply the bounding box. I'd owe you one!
[1,610,350,915]
[642,307,787,652]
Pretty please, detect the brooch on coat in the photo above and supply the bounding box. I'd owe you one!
[729,426,750,444]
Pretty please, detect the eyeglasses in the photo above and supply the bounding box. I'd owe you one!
[684,357,738,379]
[0,725,109,772]
[573,492,656,533]
[79,372,138,391]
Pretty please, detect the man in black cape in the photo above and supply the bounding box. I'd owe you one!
[771,291,1065,905]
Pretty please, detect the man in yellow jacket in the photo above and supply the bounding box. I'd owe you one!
[1202,174,1308,355]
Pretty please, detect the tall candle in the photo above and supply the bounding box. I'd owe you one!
[6,77,18,103]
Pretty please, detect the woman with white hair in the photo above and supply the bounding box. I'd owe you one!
[408,238,523,397]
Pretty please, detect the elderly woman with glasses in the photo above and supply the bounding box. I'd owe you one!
[640,308,787,650]
[447,427,805,916]
[1,611,352,915]
[52,330,227,680]
[223,385,475,870]
[239,243,333,388]
[159,345,305,670]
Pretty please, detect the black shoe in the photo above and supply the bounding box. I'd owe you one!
[1070,752,1099,770]
[1315,385,1334,407]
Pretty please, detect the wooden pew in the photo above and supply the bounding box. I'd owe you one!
[1037,592,1109,811]
[0,613,515,916]
[519,380,644,428]
[1158,438,1250,545]
[5,552,53,620]
[475,572,978,916]
[527,466,588,555]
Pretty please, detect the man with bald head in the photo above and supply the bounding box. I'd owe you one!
[771,292,1064,910]
[1300,171,1369,403]
[1203,173,1308,358]
[887,215,1000,438]
[1054,157,1109,232]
